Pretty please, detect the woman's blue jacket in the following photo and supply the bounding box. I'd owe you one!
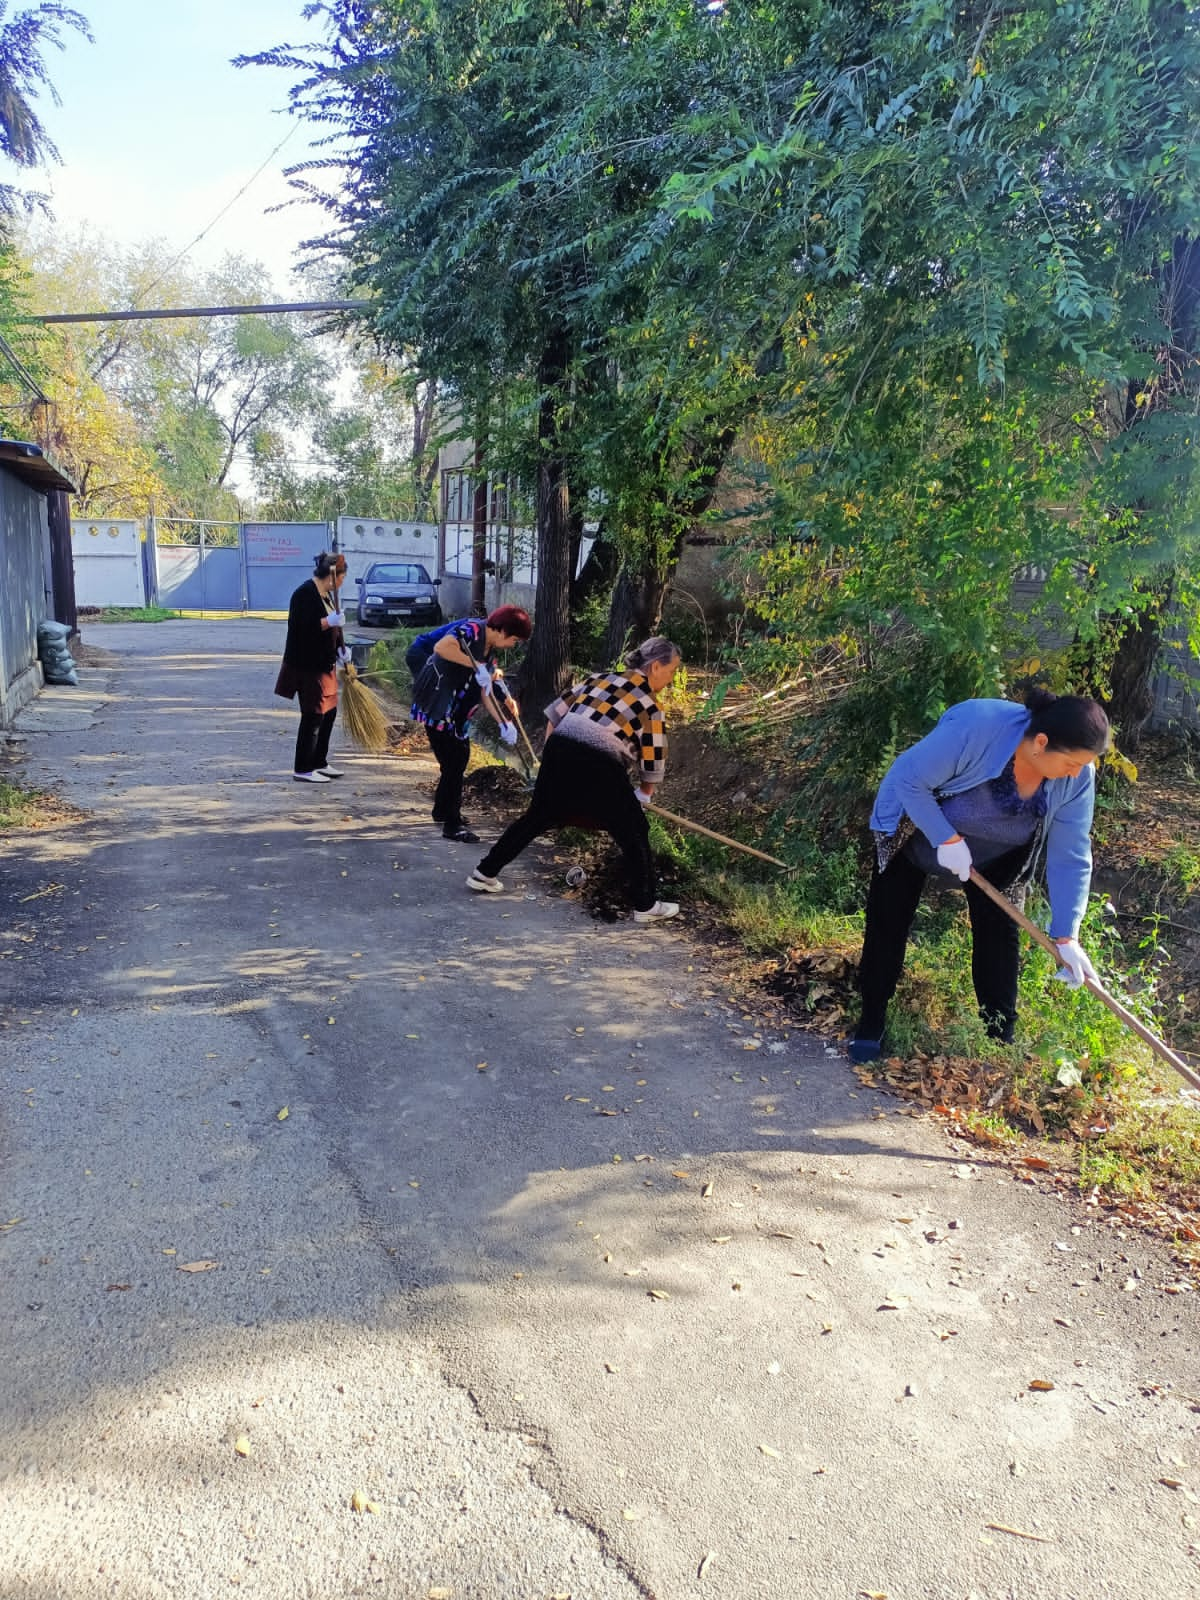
[870,698,1095,938]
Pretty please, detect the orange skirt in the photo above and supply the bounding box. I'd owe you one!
[274,662,338,715]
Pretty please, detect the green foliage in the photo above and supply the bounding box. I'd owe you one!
[0,3,91,206]
[23,232,333,518]
[0,775,41,827]
[90,605,180,623]
[247,0,1200,732]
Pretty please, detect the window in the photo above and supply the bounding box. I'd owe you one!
[365,564,432,584]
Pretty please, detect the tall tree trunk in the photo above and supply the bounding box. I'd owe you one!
[570,522,620,662]
[521,329,573,714]
[411,378,440,515]
[1106,579,1172,750]
[1093,237,1198,739]
[601,425,738,663]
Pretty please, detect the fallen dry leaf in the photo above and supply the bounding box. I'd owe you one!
[759,1443,781,1458]
[234,1436,251,1458]
[647,1288,670,1301]
[276,1106,289,1121]
[1027,1379,1055,1392]
[698,1551,715,1580]
[985,1522,1053,1543]
[701,1182,714,1198]
[177,1260,219,1273]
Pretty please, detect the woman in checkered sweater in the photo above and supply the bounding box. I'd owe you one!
[467,637,682,923]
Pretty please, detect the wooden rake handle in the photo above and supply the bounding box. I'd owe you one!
[645,802,790,871]
[967,867,1200,1092]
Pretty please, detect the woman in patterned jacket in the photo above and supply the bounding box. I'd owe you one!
[467,637,682,923]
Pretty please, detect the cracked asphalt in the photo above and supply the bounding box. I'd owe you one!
[0,620,1196,1600]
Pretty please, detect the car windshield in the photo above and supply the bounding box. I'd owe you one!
[366,564,432,584]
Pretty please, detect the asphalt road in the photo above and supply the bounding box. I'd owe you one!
[1,620,1196,1600]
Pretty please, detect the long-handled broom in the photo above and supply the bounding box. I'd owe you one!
[967,866,1200,1092]
[338,660,391,752]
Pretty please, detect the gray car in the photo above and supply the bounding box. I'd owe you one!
[354,561,442,628]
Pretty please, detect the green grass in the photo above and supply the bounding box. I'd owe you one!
[91,605,181,623]
[0,779,43,828]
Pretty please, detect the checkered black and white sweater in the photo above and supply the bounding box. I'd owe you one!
[544,669,667,783]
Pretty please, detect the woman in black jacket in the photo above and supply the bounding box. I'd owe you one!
[274,551,349,783]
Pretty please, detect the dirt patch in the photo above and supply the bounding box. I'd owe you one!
[74,641,118,669]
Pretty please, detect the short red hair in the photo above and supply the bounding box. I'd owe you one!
[487,605,532,640]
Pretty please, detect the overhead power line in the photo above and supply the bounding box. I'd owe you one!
[30,300,372,325]
[131,122,304,308]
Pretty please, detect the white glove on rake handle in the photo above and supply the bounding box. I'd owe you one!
[475,662,493,690]
[936,836,973,882]
[1052,938,1098,989]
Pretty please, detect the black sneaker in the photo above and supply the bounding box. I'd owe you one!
[443,822,480,843]
[847,1037,882,1064]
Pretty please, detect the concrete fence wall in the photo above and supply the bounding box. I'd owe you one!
[70,518,146,608]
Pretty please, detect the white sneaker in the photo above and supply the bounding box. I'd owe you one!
[632,900,679,924]
[466,869,504,894]
[293,770,331,783]
[317,766,345,778]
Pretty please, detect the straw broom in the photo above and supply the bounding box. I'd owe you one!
[338,661,390,751]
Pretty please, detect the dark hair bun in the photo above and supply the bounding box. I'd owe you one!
[1023,687,1058,715]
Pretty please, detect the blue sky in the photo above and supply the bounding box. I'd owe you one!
[38,0,330,293]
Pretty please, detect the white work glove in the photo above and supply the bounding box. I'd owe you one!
[498,721,518,747]
[337,645,351,666]
[1052,938,1098,989]
[635,787,654,807]
[474,662,493,690]
[936,836,973,882]
[325,610,346,628]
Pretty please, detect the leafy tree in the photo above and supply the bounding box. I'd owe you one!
[625,0,1200,746]
[0,2,90,208]
[39,330,162,512]
[244,0,780,698]
[24,230,332,517]
[252,358,441,522]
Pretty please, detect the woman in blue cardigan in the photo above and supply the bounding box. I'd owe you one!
[850,690,1111,1062]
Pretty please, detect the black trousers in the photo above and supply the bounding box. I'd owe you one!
[295,707,337,775]
[856,843,1027,1044]
[426,725,471,823]
[477,736,657,911]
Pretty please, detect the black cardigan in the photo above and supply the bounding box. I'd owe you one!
[282,579,338,674]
